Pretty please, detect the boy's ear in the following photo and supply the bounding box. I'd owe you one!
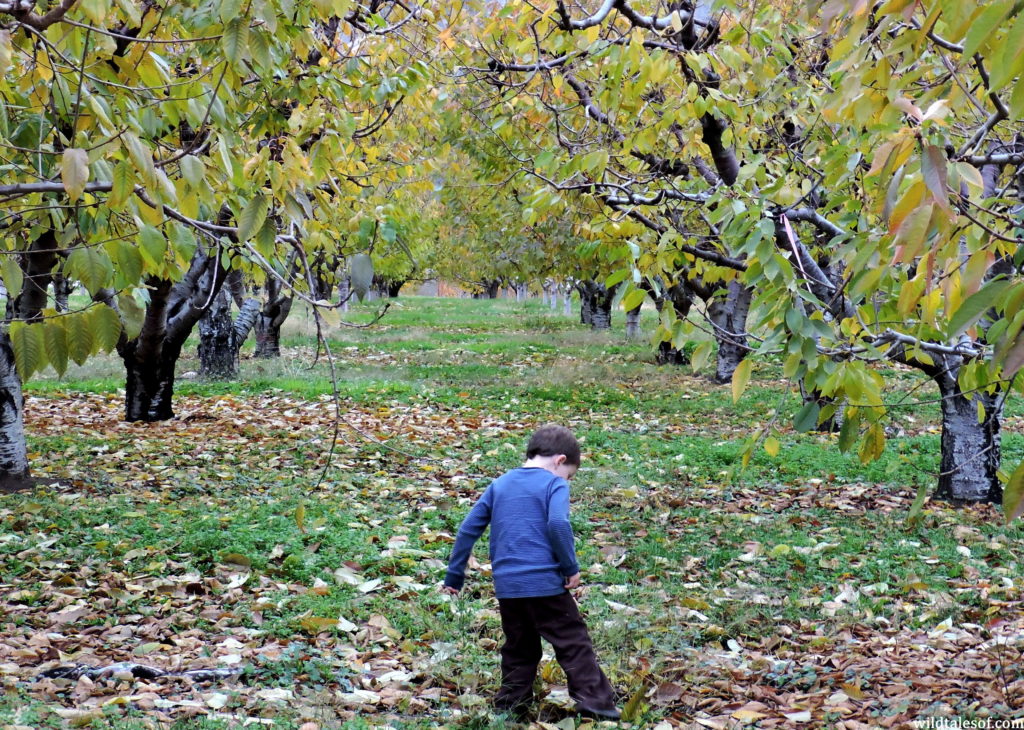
[553,454,566,466]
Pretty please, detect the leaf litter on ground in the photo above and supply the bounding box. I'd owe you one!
[2,301,1023,728]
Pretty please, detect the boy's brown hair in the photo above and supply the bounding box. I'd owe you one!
[526,425,581,466]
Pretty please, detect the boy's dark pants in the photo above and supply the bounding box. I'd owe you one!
[495,591,616,714]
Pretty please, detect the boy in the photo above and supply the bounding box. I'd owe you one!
[442,425,620,721]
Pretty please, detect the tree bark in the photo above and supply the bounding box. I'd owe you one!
[577,280,616,330]
[119,247,229,422]
[652,280,694,366]
[934,373,1002,503]
[0,230,60,481]
[198,289,235,378]
[255,277,293,359]
[0,333,29,483]
[708,280,752,383]
[52,274,72,312]
[337,276,351,311]
[124,347,177,422]
[14,231,58,323]
[579,284,594,325]
[198,290,260,378]
[625,304,642,339]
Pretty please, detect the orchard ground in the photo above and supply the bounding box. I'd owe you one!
[1,296,1023,730]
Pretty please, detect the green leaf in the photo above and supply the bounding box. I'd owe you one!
[221,17,250,67]
[179,155,205,188]
[249,28,273,71]
[168,223,197,264]
[1,256,23,299]
[138,225,167,270]
[105,239,143,286]
[793,401,821,433]
[1004,459,1024,523]
[220,0,243,23]
[731,358,752,404]
[690,340,713,373]
[920,145,949,210]
[350,254,374,302]
[109,160,135,209]
[905,481,929,530]
[122,132,156,188]
[1010,70,1024,123]
[237,194,270,242]
[91,303,122,353]
[9,321,44,380]
[946,279,1010,339]
[837,408,861,452]
[621,287,646,312]
[65,247,114,296]
[61,148,89,203]
[66,313,94,366]
[43,321,68,377]
[962,1,1014,58]
[255,219,276,259]
[117,293,145,340]
[999,329,1024,380]
[858,423,885,464]
[990,11,1024,91]
[80,0,108,24]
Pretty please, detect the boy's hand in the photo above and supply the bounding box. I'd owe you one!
[441,585,460,596]
[564,572,581,590]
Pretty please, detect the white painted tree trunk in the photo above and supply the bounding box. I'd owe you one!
[0,333,28,481]
[935,373,1002,503]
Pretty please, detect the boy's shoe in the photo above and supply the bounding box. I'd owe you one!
[494,702,533,723]
[577,705,622,721]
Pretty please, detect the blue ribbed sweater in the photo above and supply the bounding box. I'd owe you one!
[444,467,579,598]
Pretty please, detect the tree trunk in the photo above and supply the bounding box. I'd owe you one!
[579,283,594,325]
[934,374,1002,503]
[625,305,642,339]
[515,282,528,302]
[198,289,236,378]
[0,333,29,483]
[255,278,293,359]
[198,291,260,378]
[653,280,693,366]
[577,280,616,330]
[0,230,60,481]
[387,279,404,298]
[485,280,500,299]
[53,274,72,312]
[563,285,572,316]
[124,349,177,422]
[708,281,752,383]
[119,247,230,422]
[338,276,351,311]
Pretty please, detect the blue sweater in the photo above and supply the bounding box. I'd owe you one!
[444,467,580,598]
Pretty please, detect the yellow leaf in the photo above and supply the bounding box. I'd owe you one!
[731,709,769,722]
[764,436,780,458]
[731,358,752,404]
[61,148,89,203]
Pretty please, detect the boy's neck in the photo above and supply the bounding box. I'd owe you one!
[523,455,560,474]
[522,455,577,480]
